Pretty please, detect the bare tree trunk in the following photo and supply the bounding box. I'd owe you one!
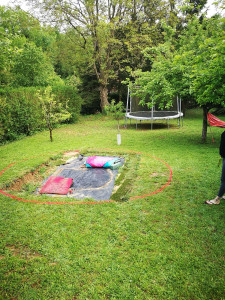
[100,84,109,111]
[202,106,208,143]
[50,129,53,142]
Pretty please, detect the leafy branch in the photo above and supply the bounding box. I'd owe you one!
[37,86,71,142]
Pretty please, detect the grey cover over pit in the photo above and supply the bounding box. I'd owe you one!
[43,156,124,201]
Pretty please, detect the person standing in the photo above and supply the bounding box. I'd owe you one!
[205,130,225,205]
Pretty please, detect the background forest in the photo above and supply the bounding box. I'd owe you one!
[0,0,224,143]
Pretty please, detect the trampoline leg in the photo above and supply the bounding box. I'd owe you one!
[168,119,169,129]
[136,120,138,130]
[124,117,127,128]
[151,120,153,130]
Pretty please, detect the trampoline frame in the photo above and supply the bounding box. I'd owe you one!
[125,87,183,129]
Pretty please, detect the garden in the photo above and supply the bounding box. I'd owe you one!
[0,1,225,299]
[0,110,225,299]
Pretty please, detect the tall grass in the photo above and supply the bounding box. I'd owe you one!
[0,109,224,299]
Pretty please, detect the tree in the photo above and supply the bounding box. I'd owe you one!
[24,0,125,109]
[179,16,225,142]
[12,42,62,87]
[0,6,28,86]
[0,35,14,86]
[105,100,125,134]
[131,16,225,142]
[37,86,71,142]
[0,5,62,88]
[24,0,180,111]
[105,100,125,145]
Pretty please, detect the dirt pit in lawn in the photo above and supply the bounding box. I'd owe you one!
[8,151,125,202]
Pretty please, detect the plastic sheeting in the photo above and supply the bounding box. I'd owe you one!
[39,156,124,201]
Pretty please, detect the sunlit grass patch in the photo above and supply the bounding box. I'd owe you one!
[0,109,224,299]
[130,154,171,197]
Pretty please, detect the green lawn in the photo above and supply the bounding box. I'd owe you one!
[0,109,224,299]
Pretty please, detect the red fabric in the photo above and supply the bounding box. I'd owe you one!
[207,113,225,128]
[40,176,73,195]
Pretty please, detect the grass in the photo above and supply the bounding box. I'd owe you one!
[0,109,224,299]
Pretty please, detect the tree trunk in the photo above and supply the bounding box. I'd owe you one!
[100,84,109,111]
[201,106,208,143]
[49,128,53,142]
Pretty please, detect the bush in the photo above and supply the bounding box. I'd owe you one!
[52,85,82,122]
[0,87,44,141]
[0,86,82,143]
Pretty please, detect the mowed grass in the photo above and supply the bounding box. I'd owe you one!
[0,109,224,299]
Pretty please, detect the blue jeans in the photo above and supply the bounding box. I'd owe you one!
[218,158,225,197]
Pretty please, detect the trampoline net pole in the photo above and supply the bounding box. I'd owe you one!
[126,86,130,113]
[151,98,153,130]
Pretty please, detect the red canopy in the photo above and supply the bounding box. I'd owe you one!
[207,113,225,128]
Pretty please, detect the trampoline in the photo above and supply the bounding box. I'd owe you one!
[125,87,183,129]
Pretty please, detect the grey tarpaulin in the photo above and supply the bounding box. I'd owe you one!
[40,156,124,201]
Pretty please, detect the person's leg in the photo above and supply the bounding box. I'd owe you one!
[218,158,225,197]
[205,158,225,205]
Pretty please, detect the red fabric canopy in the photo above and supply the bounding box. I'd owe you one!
[207,113,225,128]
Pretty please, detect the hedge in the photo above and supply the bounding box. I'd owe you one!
[0,86,82,143]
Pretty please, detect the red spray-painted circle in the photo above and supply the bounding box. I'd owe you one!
[0,149,172,205]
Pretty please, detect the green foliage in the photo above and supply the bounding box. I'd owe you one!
[0,1,211,112]
[12,42,62,87]
[0,35,14,86]
[37,86,71,142]
[131,15,225,140]
[0,86,82,143]
[105,100,125,133]
[79,74,101,114]
[0,6,61,89]
[24,0,189,110]
[105,100,125,121]
[179,17,225,108]
[133,16,225,105]
[52,85,82,123]
[0,87,44,142]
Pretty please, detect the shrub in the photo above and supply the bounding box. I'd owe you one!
[0,86,82,143]
[0,87,44,141]
[52,85,82,123]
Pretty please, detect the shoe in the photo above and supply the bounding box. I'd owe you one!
[205,196,221,205]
